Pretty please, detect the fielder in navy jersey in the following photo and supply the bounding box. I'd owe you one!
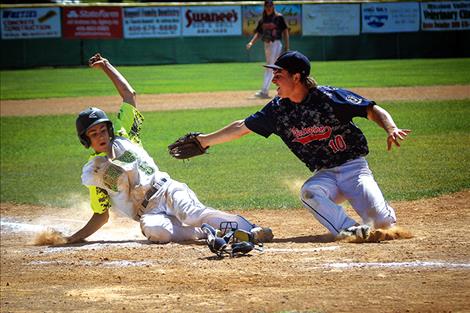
[190,51,411,241]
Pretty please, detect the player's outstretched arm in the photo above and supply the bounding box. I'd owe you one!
[367,105,411,150]
[66,210,110,244]
[198,120,252,148]
[88,53,137,107]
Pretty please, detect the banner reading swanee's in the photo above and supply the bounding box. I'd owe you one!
[182,6,241,36]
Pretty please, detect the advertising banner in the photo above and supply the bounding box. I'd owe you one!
[362,2,420,33]
[123,7,181,38]
[62,7,122,39]
[242,4,301,36]
[302,4,360,36]
[1,7,61,39]
[182,6,241,36]
[421,1,470,31]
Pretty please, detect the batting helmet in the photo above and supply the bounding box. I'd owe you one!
[76,107,114,148]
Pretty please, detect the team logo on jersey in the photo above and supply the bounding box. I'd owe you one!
[291,126,332,145]
[346,95,362,104]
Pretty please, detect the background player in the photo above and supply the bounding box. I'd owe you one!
[66,53,273,245]
[170,51,411,241]
[246,0,289,99]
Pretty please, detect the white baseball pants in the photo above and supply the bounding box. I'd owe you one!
[262,40,283,94]
[300,157,396,236]
[140,180,253,243]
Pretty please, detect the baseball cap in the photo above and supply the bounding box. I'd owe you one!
[264,50,311,77]
[264,0,274,5]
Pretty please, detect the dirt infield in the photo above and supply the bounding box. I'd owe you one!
[1,86,470,312]
[1,190,470,313]
[1,85,470,116]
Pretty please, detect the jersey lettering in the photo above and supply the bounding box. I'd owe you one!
[291,126,332,145]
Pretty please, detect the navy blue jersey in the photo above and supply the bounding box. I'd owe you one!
[255,13,287,42]
[244,86,374,171]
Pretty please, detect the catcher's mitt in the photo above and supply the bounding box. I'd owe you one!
[168,132,208,159]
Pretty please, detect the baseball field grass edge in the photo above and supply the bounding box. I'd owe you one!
[1,58,470,100]
[1,100,469,210]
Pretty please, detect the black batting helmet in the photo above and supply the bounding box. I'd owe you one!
[76,107,114,148]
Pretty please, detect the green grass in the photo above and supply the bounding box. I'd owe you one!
[1,100,469,210]
[1,58,470,100]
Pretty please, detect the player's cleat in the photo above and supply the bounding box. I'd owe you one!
[250,226,274,244]
[254,91,270,99]
[337,224,371,241]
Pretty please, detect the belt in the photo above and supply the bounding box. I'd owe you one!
[141,178,167,209]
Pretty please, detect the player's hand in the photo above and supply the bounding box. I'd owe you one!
[387,128,411,150]
[88,53,108,69]
[246,42,253,50]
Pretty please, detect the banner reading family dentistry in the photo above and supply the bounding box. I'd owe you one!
[123,7,181,38]
[62,7,122,39]
[421,1,470,30]
[1,7,61,39]
[182,6,241,36]
[362,2,420,33]
[302,4,360,36]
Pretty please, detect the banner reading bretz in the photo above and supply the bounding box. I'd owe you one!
[182,6,241,36]
[123,7,181,38]
[62,7,122,39]
[421,1,470,31]
[302,4,360,36]
[362,2,420,33]
[1,7,61,39]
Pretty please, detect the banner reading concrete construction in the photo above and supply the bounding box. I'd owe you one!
[1,7,61,39]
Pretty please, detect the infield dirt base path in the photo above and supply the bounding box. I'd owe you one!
[1,85,470,116]
[1,191,470,313]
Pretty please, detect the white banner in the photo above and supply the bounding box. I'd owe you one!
[422,1,470,31]
[302,4,360,36]
[182,6,241,37]
[123,7,181,39]
[1,7,61,39]
[362,2,420,33]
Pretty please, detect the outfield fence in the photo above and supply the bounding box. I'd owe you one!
[1,1,469,68]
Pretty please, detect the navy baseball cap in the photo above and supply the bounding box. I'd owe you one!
[264,51,311,77]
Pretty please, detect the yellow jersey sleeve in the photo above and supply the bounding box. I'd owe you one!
[114,102,144,145]
[89,186,111,214]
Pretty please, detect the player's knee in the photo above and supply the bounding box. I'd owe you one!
[141,225,172,244]
[300,184,325,201]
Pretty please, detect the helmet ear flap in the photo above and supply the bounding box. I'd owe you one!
[80,135,91,148]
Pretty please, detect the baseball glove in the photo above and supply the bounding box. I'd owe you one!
[168,132,208,159]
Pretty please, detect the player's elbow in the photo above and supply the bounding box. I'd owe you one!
[231,120,251,138]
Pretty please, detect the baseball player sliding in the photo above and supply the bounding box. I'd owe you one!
[169,51,412,242]
[246,0,289,99]
[64,53,273,249]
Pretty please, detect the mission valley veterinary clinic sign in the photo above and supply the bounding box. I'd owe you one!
[0,7,61,39]
[362,2,420,33]
[123,7,181,38]
[182,6,241,36]
[421,1,470,30]
[62,7,122,39]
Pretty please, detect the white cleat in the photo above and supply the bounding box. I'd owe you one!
[253,91,270,99]
[337,225,371,241]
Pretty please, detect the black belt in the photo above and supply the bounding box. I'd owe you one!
[141,178,167,209]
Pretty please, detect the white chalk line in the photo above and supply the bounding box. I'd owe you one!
[29,260,152,268]
[265,246,340,253]
[319,261,470,269]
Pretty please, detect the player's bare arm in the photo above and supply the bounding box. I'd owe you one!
[246,33,260,50]
[367,104,411,150]
[89,53,137,107]
[66,210,110,244]
[198,120,252,148]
